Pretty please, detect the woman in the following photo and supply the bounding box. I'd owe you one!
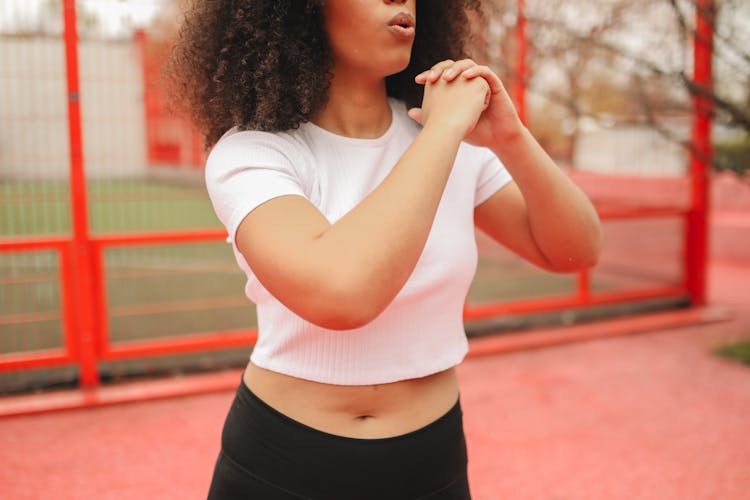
[166,1,602,498]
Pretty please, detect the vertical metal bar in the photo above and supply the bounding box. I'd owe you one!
[63,0,99,386]
[686,0,714,306]
[577,270,591,303]
[135,29,155,168]
[60,244,78,361]
[513,0,528,125]
[91,242,111,356]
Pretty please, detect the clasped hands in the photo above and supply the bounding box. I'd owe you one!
[407,59,524,147]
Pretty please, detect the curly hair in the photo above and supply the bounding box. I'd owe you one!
[164,0,483,149]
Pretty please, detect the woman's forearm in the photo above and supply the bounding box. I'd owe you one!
[308,121,465,326]
[490,126,602,271]
[237,75,490,330]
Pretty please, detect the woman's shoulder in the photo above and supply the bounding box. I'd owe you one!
[207,126,315,171]
[211,126,310,156]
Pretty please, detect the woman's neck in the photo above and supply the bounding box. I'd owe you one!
[313,70,392,139]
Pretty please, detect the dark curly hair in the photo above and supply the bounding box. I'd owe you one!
[164,0,483,149]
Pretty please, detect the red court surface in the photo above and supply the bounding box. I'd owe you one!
[1,258,749,499]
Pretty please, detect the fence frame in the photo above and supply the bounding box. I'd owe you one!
[0,0,713,390]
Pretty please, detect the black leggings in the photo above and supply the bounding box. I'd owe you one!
[207,379,471,499]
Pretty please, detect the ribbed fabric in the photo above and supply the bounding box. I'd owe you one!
[205,99,513,385]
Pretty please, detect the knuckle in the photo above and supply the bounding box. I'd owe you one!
[433,59,454,69]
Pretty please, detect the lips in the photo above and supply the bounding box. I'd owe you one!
[387,12,416,39]
[388,12,415,29]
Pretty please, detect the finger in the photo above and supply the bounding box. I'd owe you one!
[407,107,424,125]
[442,59,478,82]
[417,59,456,84]
[469,77,492,111]
[461,65,504,95]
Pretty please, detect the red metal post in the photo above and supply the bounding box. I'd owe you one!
[135,29,156,166]
[59,243,79,364]
[63,0,100,386]
[686,0,714,306]
[513,0,528,125]
[577,270,591,303]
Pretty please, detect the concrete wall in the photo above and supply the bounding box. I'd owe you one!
[0,36,147,180]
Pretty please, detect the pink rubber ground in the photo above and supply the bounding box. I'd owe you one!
[1,259,749,499]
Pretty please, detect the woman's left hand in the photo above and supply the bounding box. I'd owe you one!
[413,59,524,147]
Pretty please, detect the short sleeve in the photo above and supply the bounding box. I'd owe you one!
[471,145,514,207]
[204,130,311,243]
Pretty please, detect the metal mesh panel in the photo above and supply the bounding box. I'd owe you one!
[0,365,79,395]
[98,348,250,385]
[69,0,212,235]
[0,250,68,393]
[0,0,708,396]
[0,9,73,393]
[88,180,219,234]
[0,35,72,236]
[469,231,577,305]
[0,251,65,352]
[104,242,256,344]
[592,217,685,292]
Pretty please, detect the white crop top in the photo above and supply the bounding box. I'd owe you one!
[205,99,512,385]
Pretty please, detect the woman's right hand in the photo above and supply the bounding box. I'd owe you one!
[407,59,490,139]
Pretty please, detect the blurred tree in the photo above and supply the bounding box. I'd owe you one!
[475,0,750,172]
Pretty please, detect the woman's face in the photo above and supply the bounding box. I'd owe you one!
[323,0,417,78]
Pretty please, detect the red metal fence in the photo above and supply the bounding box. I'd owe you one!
[0,0,712,393]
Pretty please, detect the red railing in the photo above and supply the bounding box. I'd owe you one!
[0,0,713,390]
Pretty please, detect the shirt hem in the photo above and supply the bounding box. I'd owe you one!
[248,346,469,386]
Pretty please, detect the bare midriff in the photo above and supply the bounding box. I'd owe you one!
[243,361,459,439]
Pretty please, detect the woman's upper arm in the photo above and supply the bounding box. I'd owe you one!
[233,195,358,325]
[206,134,324,310]
[205,132,370,329]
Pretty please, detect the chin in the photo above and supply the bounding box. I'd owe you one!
[383,56,412,77]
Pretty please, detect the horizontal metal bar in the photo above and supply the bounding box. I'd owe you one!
[109,296,250,318]
[0,310,61,326]
[464,284,687,321]
[91,230,227,247]
[465,295,584,320]
[597,206,689,219]
[106,263,237,280]
[0,205,687,253]
[0,237,69,252]
[0,350,74,372]
[0,272,62,286]
[585,285,688,305]
[101,329,258,361]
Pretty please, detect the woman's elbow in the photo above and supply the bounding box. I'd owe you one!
[303,277,386,331]
[553,230,602,272]
[545,252,599,273]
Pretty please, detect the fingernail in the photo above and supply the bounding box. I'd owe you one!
[444,69,454,78]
